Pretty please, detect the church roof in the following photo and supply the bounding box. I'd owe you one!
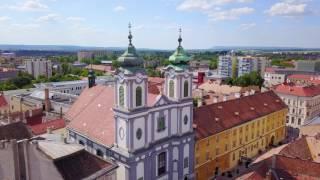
[116,23,144,74]
[66,83,163,147]
[168,28,191,65]
[168,46,191,64]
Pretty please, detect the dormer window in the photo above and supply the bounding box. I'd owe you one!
[157,116,166,132]
[136,86,142,107]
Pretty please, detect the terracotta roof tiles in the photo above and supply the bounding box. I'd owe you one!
[29,119,66,135]
[66,84,160,147]
[194,91,287,139]
[274,84,320,97]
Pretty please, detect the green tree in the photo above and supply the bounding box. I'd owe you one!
[61,63,71,75]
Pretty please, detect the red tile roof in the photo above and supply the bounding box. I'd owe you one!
[265,67,276,73]
[66,85,116,146]
[66,85,160,146]
[287,74,320,85]
[238,155,320,180]
[274,84,320,97]
[279,137,313,161]
[29,119,66,135]
[0,93,8,107]
[148,77,164,95]
[194,91,287,139]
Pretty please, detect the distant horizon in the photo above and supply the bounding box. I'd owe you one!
[0,0,319,49]
[0,44,319,52]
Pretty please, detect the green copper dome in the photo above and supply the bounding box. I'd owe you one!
[117,23,144,73]
[168,28,191,65]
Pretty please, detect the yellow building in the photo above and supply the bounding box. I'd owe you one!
[193,91,288,180]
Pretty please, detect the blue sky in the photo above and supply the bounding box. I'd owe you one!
[0,0,319,49]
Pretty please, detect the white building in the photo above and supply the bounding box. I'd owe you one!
[218,55,233,77]
[26,59,52,78]
[274,84,320,128]
[33,76,114,96]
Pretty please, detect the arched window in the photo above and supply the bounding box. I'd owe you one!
[136,86,142,107]
[119,86,124,107]
[169,80,174,98]
[184,80,189,97]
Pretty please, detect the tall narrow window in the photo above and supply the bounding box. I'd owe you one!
[157,116,166,132]
[119,86,124,107]
[158,152,167,176]
[136,86,142,107]
[169,80,174,98]
[184,80,189,97]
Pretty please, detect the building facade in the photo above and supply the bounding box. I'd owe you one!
[295,60,320,72]
[67,27,195,180]
[25,59,52,78]
[218,55,233,78]
[274,84,320,128]
[193,91,287,180]
[237,56,254,77]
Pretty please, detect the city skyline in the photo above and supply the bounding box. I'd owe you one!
[0,0,319,49]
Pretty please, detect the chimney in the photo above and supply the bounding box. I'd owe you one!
[44,88,51,112]
[88,69,96,88]
[11,139,20,180]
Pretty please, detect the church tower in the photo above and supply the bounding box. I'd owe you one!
[164,28,192,102]
[114,23,148,112]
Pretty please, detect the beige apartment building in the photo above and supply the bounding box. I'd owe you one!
[274,84,320,128]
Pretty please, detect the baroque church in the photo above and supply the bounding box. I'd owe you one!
[66,25,194,180]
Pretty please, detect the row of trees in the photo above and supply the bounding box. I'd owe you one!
[225,71,264,88]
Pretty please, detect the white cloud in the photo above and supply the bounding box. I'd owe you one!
[36,14,60,22]
[0,16,11,22]
[177,0,254,11]
[208,7,255,21]
[10,0,48,12]
[11,23,40,29]
[66,17,86,22]
[132,25,145,30]
[113,5,126,12]
[240,23,256,30]
[266,0,309,17]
